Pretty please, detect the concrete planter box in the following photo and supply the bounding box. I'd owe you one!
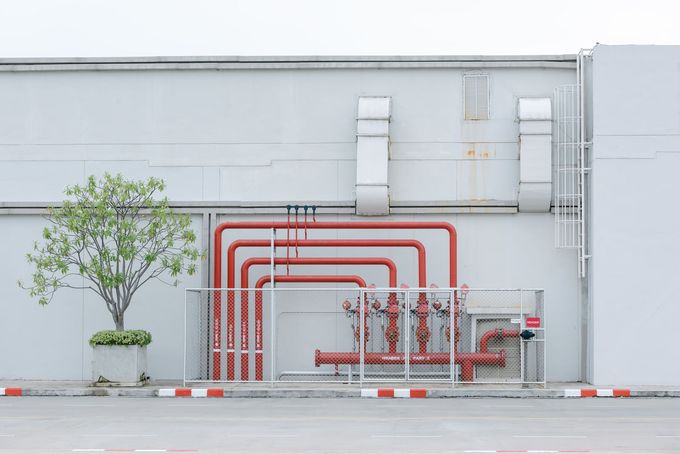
[92,345,148,385]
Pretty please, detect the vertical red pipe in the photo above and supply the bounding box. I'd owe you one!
[212,232,223,380]
[213,221,456,380]
[241,257,397,380]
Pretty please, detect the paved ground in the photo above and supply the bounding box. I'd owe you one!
[1,397,680,453]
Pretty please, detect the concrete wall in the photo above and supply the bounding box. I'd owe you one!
[590,45,680,385]
[0,60,581,381]
[0,66,573,205]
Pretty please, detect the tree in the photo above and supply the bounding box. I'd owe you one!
[20,173,200,331]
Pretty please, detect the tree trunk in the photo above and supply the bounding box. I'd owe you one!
[115,315,125,331]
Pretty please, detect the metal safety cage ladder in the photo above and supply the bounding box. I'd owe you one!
[554,49,592,278]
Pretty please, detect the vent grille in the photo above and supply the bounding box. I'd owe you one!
[464,74,490,120]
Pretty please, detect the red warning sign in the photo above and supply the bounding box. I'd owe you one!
[526,317,541,328]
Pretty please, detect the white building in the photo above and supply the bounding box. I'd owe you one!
[0,45,678,385]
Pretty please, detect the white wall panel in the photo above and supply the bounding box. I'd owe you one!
[590,45,680,385]
[456,159,519,202]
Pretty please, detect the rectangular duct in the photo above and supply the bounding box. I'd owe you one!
[356,97,391,215]
[518,98,552,212]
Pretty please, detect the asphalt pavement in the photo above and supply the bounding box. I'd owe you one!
[1,397,680,453]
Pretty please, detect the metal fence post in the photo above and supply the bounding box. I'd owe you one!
[360,289,365,384]
[183,289,187,387]
[520,288,525,384]
[270,228,276,383]
[405,290,410,381]
[450,288,456,387]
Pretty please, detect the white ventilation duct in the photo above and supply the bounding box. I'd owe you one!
[518,98,552,212]
[355,97,391,215]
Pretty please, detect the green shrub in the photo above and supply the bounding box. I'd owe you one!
[89,330,152,347]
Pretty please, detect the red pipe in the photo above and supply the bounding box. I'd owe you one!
[222,238,427,380]
[240,257,398,380]
[254,274,367,293]
[314,350,506,381]
[314,329,519,382]
[479,329,520,353]
[213,221,457,380]
[255,274,368,381]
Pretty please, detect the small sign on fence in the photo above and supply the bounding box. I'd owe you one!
[526,317,541,328]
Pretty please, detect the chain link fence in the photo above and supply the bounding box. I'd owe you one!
[185,288,544,386]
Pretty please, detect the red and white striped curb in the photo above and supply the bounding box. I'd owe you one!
[0,388,22,396]
[564,388,630,397]
[158,388,224,397]
[360,388,427,398]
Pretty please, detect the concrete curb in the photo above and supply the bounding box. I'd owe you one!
[2,386,680,398]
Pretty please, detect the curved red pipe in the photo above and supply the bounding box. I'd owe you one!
[314,329,520,382]
[254,274,367,381]
[213,221,457,381]
[220,238,427,380]
[479,329,520,353]
[229,239,425,289]
[240,257,397,380]
[255,274,367,288]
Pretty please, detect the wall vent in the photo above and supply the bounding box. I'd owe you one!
[464,74,490,120]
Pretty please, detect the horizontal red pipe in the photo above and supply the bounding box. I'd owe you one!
[240,257,398,381]
[256,274,367,289]
[242,257,397,287]
[229,239,425,288]
[479,329,520,353]
[314,350,505,367]
[215,220,455,285]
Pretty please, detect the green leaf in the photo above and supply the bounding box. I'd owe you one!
[20,174,200,330]
[89,330,152,346]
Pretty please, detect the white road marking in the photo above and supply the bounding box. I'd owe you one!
[657,435,680,437]
[72,450,105,452]
[464,451,496,453]
[371,434,442,438]
[374,405,431,409]
[514,435,587,438]
[81,434,158,437]
[223,433,299,438]
[483,405,535,409]
[168,404,215,407]
[65,404,116,407]
[0,434,15,437]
